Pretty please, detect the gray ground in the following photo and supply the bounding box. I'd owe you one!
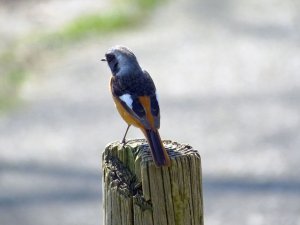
[1,0,300,224]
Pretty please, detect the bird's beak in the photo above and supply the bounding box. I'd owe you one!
[101,58,106,62]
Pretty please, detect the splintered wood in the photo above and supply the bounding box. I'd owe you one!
[102,139,204,225]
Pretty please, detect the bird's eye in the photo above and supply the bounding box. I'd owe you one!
[105,53,115,63]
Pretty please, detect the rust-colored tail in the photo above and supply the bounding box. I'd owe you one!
[142,129,171,167]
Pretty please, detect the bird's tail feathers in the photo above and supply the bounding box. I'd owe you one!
[143,129,171,167]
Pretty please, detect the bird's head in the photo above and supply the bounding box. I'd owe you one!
[101,46,142,77]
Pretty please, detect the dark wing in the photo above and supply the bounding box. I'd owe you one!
[149,93,160,129]
[110,71,161,129]
[110,77,151,129]
[143,70,160,129]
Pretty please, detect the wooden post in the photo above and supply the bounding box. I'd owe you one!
[102,139,204,225]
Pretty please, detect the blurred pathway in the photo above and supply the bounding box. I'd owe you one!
[1,0,300,225]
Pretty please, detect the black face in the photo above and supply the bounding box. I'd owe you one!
[105,53,119,75]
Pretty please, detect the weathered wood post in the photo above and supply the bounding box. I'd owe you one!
[102,139,204,225]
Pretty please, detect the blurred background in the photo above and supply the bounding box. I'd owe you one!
[1,0,300,224]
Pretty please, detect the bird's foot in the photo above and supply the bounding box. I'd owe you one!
[121,138,127,147]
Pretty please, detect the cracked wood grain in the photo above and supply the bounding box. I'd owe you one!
[102,139,204,225]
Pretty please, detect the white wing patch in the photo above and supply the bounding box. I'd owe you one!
[119,94,133,109]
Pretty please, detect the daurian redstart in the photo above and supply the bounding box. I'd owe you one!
[102,46,171,167]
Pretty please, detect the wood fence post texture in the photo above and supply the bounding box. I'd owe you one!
[102,139,204,225]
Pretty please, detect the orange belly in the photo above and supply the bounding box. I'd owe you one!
[113,96,143,128]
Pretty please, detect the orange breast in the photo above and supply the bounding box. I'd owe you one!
[112,96,143,128]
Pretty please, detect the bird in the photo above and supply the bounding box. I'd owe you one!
[101,45,171,167]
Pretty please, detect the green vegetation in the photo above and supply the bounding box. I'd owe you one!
[0,47,27,111]
[48,0,164,42]
[0,68,27,111]
[58,12,135,41]
[0,0,164,112]
[135,0,161,9]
